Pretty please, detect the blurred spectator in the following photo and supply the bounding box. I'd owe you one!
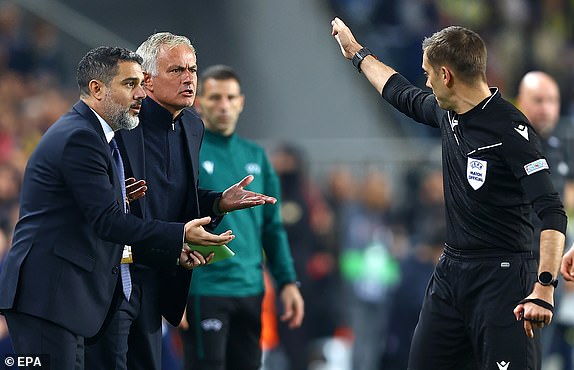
[338,169,400,370]
[0,163,21,235]
[0,2,30,74]
[323,165,358,338]
[0,227,13,356]
[271,144,338,370]
[516,71,572,196]
[379,226,445,370]
[399,166,445,247]
[29,17,66,81]
[516,70,574,370]
[325,165,357,248]
[0,4,65,82]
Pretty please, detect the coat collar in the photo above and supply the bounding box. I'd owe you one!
[72,100,107,143]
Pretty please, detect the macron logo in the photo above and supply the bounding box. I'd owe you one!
[514,124,529,141]
[496,361,510,370]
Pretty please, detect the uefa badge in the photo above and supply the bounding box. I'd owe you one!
[467,157,487,190]
[202,160,214,175]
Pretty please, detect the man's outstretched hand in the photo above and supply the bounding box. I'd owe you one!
[218,175,277,213]
[125,177,147,203]
[184,217,235,246]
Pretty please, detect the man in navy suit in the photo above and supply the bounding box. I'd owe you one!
[0,46,238,370]
[85,34,278,370]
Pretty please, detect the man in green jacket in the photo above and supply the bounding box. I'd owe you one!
[179,65,304,370]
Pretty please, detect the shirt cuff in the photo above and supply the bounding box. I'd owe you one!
[212,196,228,216]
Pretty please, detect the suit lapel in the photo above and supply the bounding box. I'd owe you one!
[73,101,107,144]
[72,100,124,206]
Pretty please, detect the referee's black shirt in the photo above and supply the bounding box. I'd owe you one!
[383,73,566,253]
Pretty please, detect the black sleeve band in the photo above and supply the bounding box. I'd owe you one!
[521,172,567,234]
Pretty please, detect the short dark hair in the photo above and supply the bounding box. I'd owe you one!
[422,26,487,84]
[77,46,143,97]
[198,64,241,95]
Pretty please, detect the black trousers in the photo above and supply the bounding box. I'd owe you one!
[5,311,84,370]
[180,294,263,370]
[85,266,162,370]
[408,246,540,370]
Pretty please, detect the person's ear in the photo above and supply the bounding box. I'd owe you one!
[89,80,105,100]
[442,67,454,87]
[238,94,245,113]
[143,72,153,91]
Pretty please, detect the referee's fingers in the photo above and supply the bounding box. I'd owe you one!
[523,320,534,338]
[513,304,524,321]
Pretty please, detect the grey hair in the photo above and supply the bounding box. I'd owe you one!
[136,32,196,76]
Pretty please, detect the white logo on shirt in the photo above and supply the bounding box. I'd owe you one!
[514,124,529,141]
[201,318,223,331]
[496,361,510,370]
[523,158,549,176]
[202,161,214,175]
[245,163,261,175]
[467,157,487,190]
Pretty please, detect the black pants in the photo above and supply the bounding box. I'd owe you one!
[180,294,263,370]
[85,266,162,370]
[408,246,540,370]
[5,311,84,370]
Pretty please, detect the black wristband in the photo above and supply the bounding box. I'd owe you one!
[352,47,375,73]
[518,298,554,313]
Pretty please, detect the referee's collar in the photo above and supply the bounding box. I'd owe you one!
[481,87,499,110]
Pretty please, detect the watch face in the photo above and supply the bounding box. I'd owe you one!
[539,271,553,285]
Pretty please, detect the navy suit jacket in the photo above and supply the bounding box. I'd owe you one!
[117,97,221,326]
[0,101,185,337]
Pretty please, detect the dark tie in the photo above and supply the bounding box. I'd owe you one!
[109,137,132,301]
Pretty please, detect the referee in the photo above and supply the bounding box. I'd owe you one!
[331,18,567,370]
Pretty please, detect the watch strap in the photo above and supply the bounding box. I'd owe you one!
[352,47,375,73]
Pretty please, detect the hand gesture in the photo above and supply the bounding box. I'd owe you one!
[178,244,214,270]
[184,216,234,246]
[513,288,554,338]
[561,245,574,281]
[125,177,147,203]
[331,17,362,59]
[280,283,305,329]
[218,175,277,213]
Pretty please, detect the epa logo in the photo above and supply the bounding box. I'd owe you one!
[4,354,49,368]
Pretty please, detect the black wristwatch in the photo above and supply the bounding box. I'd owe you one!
[538,271,558,288]
[352,47,374,73]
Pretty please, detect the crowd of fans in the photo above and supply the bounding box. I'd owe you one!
[330,0,574,138]
[2,2,574,369]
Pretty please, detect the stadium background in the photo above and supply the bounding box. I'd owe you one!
[1,0,574,369]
